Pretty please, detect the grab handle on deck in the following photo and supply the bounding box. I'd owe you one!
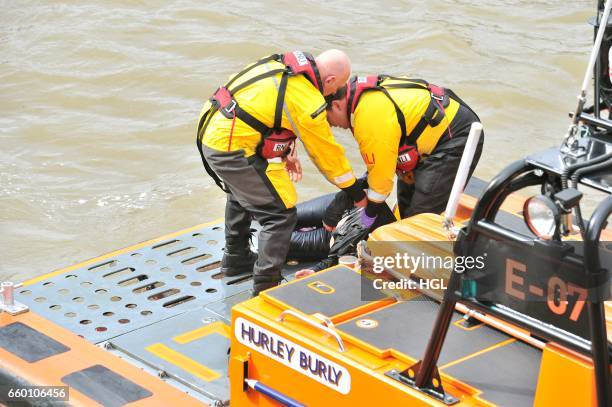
[278,310,346,352]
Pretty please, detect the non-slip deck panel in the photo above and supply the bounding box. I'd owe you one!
[62,364,153,407]
[444,340,542,406]
[264,266,387,317]
[110,308,231,402]
[337,298,509,365]
[0,322,70,363]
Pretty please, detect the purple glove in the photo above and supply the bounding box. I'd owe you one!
[360,209,377,229]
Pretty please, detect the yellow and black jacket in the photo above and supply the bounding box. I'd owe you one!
[351,76,461,204]
[197,54,360,209]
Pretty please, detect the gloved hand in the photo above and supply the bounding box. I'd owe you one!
[360,209,377,229]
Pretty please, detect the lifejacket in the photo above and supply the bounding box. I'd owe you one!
[346,75,452,174]
[196,52,324,186]
[196,51,324,191]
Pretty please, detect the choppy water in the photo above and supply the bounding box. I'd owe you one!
[0,1,597,281]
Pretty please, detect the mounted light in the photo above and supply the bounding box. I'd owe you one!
[523,195,560,240]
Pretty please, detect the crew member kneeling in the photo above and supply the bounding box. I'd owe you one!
[197,51,365,295]
[324,75,484,229]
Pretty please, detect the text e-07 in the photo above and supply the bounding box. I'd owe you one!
[505,258,587,321]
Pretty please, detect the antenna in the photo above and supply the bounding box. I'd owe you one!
[562,0,612,156]
[443,122,483,239]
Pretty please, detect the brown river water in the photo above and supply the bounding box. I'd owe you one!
[0,1,599,281]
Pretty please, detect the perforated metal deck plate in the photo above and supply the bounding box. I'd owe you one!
[10,221,319,402]
[204,291,252,324]
[13,223,311,343]
[14,224,227,342]
[14,179,489,345]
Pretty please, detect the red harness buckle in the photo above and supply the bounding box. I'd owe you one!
[428,84,445,101]
[211,87,237,119]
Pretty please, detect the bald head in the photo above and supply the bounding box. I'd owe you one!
[315,49,351,96]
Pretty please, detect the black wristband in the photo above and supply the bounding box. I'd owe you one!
[365,200,385,217]
[341,181,366,203]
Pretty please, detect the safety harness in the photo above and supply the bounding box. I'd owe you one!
[197,51,324,191]
[346,75,455,174]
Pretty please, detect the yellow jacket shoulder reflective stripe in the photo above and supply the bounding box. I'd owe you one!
[200,60,356,189]
[352,81,460,199]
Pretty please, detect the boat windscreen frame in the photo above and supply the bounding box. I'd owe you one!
[399,157,611,407]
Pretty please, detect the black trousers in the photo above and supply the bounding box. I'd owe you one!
[398,104,484,218]
[202,146,297,294]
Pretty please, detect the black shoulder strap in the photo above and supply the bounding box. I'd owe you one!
[347,77,358,115]
[199,55,291,144]
[196,116,229,192]
[233,105,270,135]
[226,54,282,89]
[228,68,290,135]
[197,104,216,142]
[383,83,429,91]
[377,87,408,141]
[445,88,480,121]
[228,68,287,95]
[273,72,289,130]
[404,102,443,146]
[379,75,429,88]
[377,77,448,145]
[306,53,324,92]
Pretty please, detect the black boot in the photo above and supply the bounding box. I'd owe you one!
[221,250,257,277]
[252,261,282,297]
[251,281,280,297]
[252,276,281,296]
[221,233,257,277]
